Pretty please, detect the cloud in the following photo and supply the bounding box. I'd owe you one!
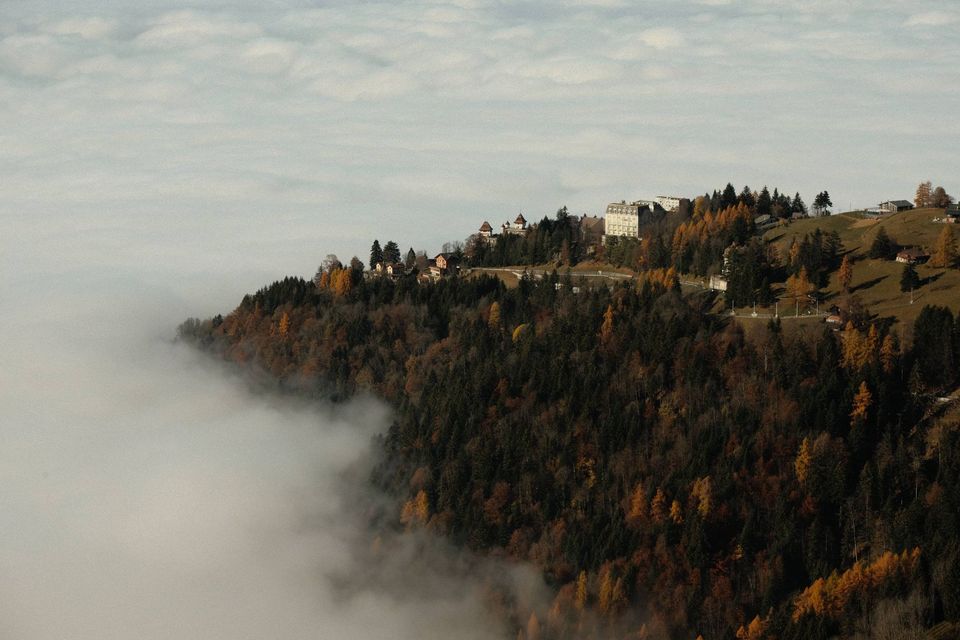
[904,10,959,27]
[0,33,68,78]
[638,27,685,50]
[240,38,299,75]
[2,0,959,273]
[42,17,118,40]
[134,10,262,49]
[0,243,542,640]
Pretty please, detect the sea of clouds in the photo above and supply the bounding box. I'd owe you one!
[2,0,958,267]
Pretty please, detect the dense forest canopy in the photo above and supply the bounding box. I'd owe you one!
[181,258,960,639]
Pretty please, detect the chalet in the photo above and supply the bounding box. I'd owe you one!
[428,252,461,278]
[375,261,405,277]
[754,214,779,230]
[879,200,914,214]
[940,204,960,223]
[896,248,929,264]
[709,275,728,292]
[579,215,605,248]
[502,213,529,236]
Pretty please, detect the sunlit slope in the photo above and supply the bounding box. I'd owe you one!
[765,208,960,326]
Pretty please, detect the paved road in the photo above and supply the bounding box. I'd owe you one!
[474,267,832,320]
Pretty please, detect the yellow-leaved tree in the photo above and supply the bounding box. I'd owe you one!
[400,489,430,528]
[599,304,614,346]
[795,437,812,485]
[650,487,667,523]
[488,301,501,330]
[575,571,588,610]
[838,255,853,292]
[850,381,872,428]
[669,499,684,525]
[691,476,712,518]
[786,267,815,303]
[930,226,957,268]
[626,482,647,526]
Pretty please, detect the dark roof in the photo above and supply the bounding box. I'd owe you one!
[881,200,913,207]
[479,221,493,232]
[581,216,605,231]
[514,213,526,225]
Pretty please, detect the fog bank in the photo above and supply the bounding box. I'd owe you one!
[0,255,532,638]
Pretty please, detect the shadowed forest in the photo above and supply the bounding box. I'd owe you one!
[180,266,960,639]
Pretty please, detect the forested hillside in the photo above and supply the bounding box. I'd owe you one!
[180,267,960,639]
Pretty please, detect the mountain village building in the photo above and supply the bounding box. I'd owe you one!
[502,213,529,236]
[654,196,685,212]
[604,200,663,239]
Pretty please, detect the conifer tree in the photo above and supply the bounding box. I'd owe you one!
[850,381,872,427]
[669,499,684,525]
[488,301,501,330]
[383,240,401,265]
[795,437,812,485]
[650,487,667,523]
[575,571,588,610]
[369,239,383,270]
[915,180,933,208]
[869,227,896,260]
[930,226,957,268]
[900,263,920,292]
[838,254,853,292]
[791,192,807,217]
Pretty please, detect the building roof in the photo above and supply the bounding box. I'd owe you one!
[514,213,526,225]
[881,200,913,208]
[581,215,605,231]
[897,247,928,258]
[479,221,493,232]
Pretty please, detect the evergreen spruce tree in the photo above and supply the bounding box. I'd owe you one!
[369,239,383,270]
[868,227,896,260]
[900,263,920,292]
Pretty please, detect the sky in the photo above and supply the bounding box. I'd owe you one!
[0,4,957,636]
[2,0,959,291]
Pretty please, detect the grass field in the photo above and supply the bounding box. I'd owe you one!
[764,208,960,329]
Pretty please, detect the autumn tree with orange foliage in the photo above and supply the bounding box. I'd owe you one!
[838,254,853,292]
[793,548,922,622]
[850,381,872,427]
